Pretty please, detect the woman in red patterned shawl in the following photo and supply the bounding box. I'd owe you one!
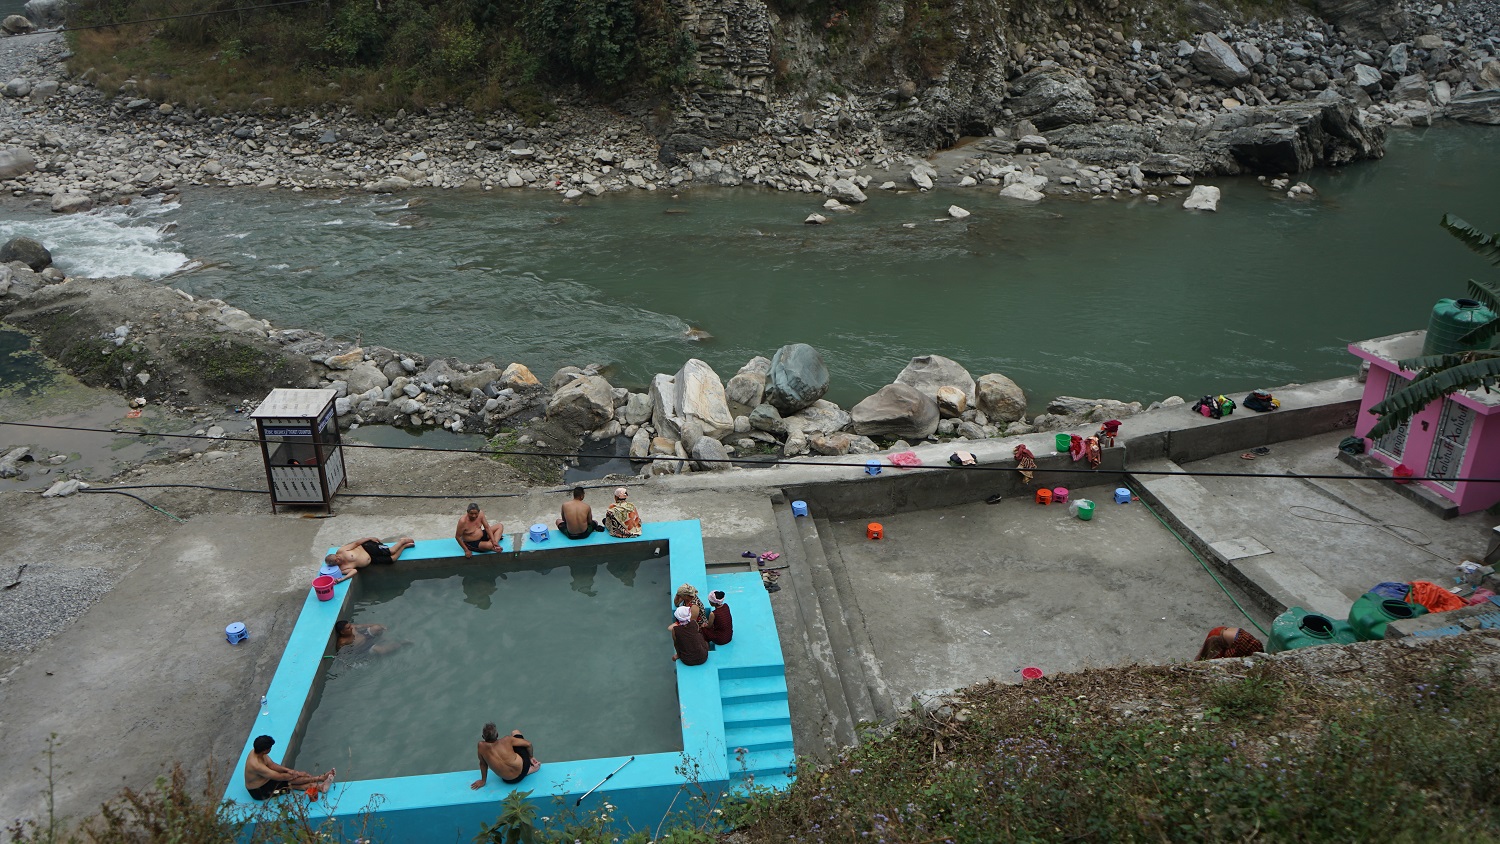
[1196,626,1264,660]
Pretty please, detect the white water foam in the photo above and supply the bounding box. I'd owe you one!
[0,199,189,280]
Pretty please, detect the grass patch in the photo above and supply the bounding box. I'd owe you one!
[486,429,563,486]
[727,646,1500,842]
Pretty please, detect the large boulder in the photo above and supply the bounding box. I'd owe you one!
[671,359,734,440]
[827,178,867,204]
[546,374,614,434]
[1005,67,1097,130]
[0,236,51,271]
[765,343,829,415]
[500,362,541,390]
[975,373,1026,423]
[1190,33,1252,85]
[622,391,652,426]
[691,436,731,471]
[936,386,967,418]
[749,402,787,436]
[1447,91,1500,125]
[449,367,501,394]
[0,147,37,179]
[23,0,64,25]
[894,354,975,405]
[1183,185,1220,211]
[1217,96,1385,174]
[344,362,390,395]
[852,383,940,440]
[50,192,93,214]
[1,14,33,33]
[725,356,770,409]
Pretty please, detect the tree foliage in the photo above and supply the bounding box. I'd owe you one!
[1367,215,1500,440]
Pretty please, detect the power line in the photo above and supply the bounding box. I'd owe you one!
[60,0,314,32]
[0,418,1485,484]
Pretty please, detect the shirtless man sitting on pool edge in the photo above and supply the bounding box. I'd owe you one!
[244,735,334,800]
[470,723,541,789]
[326,535,415,577]
[456,503,504,557]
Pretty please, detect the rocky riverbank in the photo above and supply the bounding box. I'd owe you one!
[0,241,1171,479]
[0,0,1496,208]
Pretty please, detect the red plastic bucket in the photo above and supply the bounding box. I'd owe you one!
[1021,666,1044,681]
[1393,465,1414,485]
[313,575,335,601]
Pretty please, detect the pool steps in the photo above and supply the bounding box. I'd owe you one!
[706,575,797,794]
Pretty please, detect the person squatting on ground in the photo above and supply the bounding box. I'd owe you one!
[1195,626,1265,660]
[557,486,603,540]
[456,503,504,557]
[244,735,334,800]
[326,535,415,577]
[670,605,709,665]
[471,723,541,788]
[603,487,643,538]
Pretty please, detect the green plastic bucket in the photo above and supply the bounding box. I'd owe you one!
[1075,500,1094,521]
[1055,433,1071,452]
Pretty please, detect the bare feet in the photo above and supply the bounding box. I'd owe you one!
[528,758,541,773]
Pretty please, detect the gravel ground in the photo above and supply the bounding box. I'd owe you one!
[0,560,113,652]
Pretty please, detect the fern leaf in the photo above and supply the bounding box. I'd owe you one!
[1442,213,1500,267]
[1367,355,1500,439]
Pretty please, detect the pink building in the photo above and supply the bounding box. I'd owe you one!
[1350,330,1500,515]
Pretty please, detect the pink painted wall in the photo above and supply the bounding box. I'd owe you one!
[1353,354,1500,513]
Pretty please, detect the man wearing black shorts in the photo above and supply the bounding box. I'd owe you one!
[325,535,416,577]
[455,503,504,557]
[244,735,334,800]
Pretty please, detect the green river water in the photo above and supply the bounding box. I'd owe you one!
[4,125,1499,411]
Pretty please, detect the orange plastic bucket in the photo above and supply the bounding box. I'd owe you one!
[1035,489,1052,505]
[866,522,884,540]
[313,575,335,601]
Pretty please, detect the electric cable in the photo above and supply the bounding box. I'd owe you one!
[0,419,1488,484]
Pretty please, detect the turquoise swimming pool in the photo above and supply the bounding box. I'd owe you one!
[225,520,793,840]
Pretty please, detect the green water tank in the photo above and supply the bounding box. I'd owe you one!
[1423,298,1497,356]
[1267,607,1358,654]
[1347,592,1427,641]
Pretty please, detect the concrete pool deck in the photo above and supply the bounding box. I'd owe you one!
[2,374,1496,831]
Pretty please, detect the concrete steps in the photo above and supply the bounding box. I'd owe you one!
[719,664,795,790]
[1129,457,1356,618]
[814,517,897,724]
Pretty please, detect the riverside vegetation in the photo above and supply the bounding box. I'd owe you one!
[8,632,1499,842]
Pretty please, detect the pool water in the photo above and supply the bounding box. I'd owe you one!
[291,553,681,781]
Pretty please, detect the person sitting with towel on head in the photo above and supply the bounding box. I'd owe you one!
[603,487,642,538]
[670,606,709,665]
[703,590,733,646]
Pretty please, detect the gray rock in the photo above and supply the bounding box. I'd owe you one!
[365,176,413,193]
[623,392,653,426]
[0,147,37,179]
[955,420,986,439]
[790,399,852,435]
[449,367,500,395]
[749,403,787,436]
[691,436,731,471]
[2,14,33,33]
[49,192,93,214]
[1006,67,1097,129]
[895,354,975,406]
[1351,63,1383,92]
[23,0,65,26]
[344,362,389,395]
[1219,96,1385,173]
[650,373,681,440]
[1383,43,1409,76]
[672,358,734,441]
[827,178,867,204]
[4,78,32,98]
[42,479,84,498]
[546,374,614,434]
[851,383,940,440]
[629,427,652,459]
[1447,91,1500,124]
[809,432,854,456]
[550,366,585,391]
[1183,184,1220,211]
[1390,74,1430,102]
[1191,33,1252,85]
[0,236,51,271]
[725,370,766,409]
[28,80,58,101]
[975,373,1026,423]
[1413,33,1444,50]
[499,363,541,390]
[765,343,830,415]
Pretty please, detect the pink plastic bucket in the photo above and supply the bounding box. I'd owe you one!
[1021,666,1044,681]
[313,575,335,601]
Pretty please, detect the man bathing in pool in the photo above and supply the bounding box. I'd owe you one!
[326,535,416,577]
[455,503,504,557]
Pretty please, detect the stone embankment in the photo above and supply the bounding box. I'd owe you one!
[0,0,1495,209]
[0,241,1168,477]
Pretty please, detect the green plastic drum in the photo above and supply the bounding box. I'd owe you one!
[1423,298,1497,356]
[1267,607,1358,654]
[1347,592,1427,641]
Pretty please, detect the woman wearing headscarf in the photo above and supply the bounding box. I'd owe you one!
[674,583,709,630]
